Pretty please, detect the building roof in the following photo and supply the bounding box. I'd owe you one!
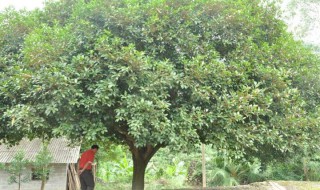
[0,138,81,163]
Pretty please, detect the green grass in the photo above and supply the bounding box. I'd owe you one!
[95,180,195,190]
[96,181,320,190]
[95,182,131,190]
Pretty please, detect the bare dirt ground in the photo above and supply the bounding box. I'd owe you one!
[175,181,320,190]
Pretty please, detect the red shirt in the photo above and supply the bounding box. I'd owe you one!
[79,149,96,170]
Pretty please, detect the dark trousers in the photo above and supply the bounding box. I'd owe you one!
[80,170,95,190]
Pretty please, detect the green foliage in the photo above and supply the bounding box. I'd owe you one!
[95,145,190,189]
[263,154,320,181]
[185,148,265,187]
[264,160,303,181]
[0,8,41,61]
[1,0,320,189]
[208,156,242,186]
[96,145,133,183]
[95,145,320,188]
[2,0,319,156]
[146,148,188,188]
[303,159,320,181]
[95,145,268,188]
[22,23,76,67]
[5,151,30,189]
[32,143,53,190]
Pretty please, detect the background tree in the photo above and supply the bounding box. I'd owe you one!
[1,0,320,189]
[33,142,53,190]
[5,151,30,190]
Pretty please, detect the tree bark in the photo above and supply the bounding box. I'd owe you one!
[18,174,21,190]
[40,177,46,190]
[132,157,147,190]
[129,144,162,190]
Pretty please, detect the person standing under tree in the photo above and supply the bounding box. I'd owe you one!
[78,145,99,190]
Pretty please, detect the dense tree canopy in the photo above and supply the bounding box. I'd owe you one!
[1,0,320,189]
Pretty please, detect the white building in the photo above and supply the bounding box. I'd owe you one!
[0,138,80,190]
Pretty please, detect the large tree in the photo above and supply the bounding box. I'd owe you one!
[1,0,320,189]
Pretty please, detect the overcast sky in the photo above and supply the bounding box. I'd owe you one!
[0,0,44,11]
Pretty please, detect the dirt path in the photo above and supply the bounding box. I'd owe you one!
[268,182,286,190]
[208,181,320,190]
[274,181,320,190]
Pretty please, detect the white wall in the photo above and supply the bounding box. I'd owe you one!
[0,163,68,190]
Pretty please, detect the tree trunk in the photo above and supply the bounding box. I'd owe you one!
[18,174,21,190]
[40,177,46,190]
[132,157,147,190]
[129,144,162,190]
[201,143,206,188]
